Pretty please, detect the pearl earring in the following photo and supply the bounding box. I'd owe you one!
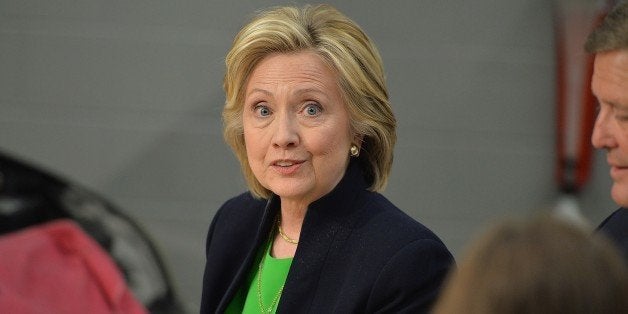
[350,145,360,157]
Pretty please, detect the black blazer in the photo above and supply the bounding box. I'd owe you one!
[598,208,628,261]
[200,162,454,313]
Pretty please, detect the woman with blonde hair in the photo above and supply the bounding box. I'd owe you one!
[201,4,453,313]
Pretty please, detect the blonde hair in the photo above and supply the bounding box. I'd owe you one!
[222,4,396,199]
[433,216,628,314]
[585,1,628,53]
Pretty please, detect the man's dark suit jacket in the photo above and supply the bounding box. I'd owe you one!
[598,208,628,260]
[200,162,454,313]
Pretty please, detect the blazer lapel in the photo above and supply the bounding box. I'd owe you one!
[277,161,366,312]
[279,210,343,311]
[216,197,279,312]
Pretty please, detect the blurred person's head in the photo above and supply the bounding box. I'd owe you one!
[433,216,628,314]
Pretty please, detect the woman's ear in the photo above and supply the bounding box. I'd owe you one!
[353,134,364,149]
[349,134,364,157]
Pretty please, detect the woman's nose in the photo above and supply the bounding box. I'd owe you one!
[272,113,299,148]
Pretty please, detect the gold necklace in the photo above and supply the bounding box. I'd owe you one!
[277,218,299,244]
[257,243,284,313]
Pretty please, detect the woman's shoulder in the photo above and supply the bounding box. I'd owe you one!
[220,191,264,209]
[339,192,454,311]
[206,192,268,246]
[358,192,443,241]
[212,192,267,225]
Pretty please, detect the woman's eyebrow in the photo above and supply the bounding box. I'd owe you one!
[246,88,272,97]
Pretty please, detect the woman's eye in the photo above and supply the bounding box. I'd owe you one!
[254,105,271,117]
[304,103,322,116]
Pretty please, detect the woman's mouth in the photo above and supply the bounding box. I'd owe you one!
[276,160,298,167]
[272,160,304,175]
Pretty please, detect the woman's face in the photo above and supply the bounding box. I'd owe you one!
[243,51,354,206]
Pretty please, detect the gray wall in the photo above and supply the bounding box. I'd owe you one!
[0,0,616,311]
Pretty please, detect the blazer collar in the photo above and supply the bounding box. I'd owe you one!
[277,160,368,311]
[307,159,368,219]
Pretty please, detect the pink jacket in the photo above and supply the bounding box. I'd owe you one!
[0,219,147,314]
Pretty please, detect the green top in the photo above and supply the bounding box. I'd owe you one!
[225,239,293,314]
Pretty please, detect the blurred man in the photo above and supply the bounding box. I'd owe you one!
[588,1,628,259]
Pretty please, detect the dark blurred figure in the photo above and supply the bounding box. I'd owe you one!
[0,150,184,313]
